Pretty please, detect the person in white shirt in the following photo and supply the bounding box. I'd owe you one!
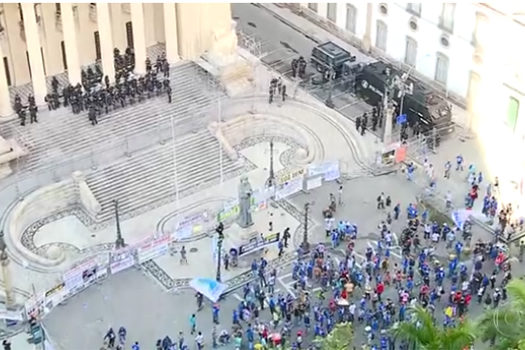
[445,191,452,209]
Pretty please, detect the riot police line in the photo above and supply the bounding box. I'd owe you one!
[13,47,173,127]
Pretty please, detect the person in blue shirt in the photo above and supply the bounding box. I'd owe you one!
[393,203,401,220]
[251,259,258,278]
[189,314,196,335]
[456,154,464,171]
[131,341,140,350]
[212,303,220,324]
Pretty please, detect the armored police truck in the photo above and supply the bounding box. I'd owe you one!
[310,41,356,78]
[355,61,454,136]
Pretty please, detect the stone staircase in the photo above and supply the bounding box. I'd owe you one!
[84,129,246,223]
[3,61,222,177]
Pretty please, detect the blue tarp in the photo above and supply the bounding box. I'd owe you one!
[189,277,227,302]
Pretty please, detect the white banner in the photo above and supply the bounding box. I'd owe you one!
[137,235,171,264]
[307,161,340,181]
[306,176,323,190]
[110,247,135,274]
[44,283,67,311]
[276,177,304,200]
[63,258,98,293]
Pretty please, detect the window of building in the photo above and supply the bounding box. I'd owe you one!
[440,3,455,33]
[26,51,31,78]
[18,4,23,21]
[94,31,101,60]
[126,21,134,48]
[40,47,46,76]
[472,11,487,46]
[61,41,67,70]
[345,4,357,33]
[404,37,417,66]
[327,3,337,22]
[376,20,387,51]
[3,57,11,87]
[435,53,449,85]
[507,97,519,131]
[406,3,421,16]
[308,3,318,13]
[55,3,61,15]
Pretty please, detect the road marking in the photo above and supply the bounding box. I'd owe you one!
[277,277,296,299]
[232,293,243,301]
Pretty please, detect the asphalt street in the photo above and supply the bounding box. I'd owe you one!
[232,4,372,127]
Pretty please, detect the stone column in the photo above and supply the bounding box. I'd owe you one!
[130,3,147,74]
[361,3,373,53]
[1,256,14,308]
[0,232,14,308]
[61,3,81,85]
[163,3,179,64]
[0,44,13,117]
[21,3,47,105]
[96,3,115,83]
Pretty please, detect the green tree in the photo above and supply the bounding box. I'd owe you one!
[391,305,475,350]
[478,279,525,349]
[314,322,353,350]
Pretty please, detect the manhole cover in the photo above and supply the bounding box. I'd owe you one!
[190,247,198,253]
[91,234,96,238]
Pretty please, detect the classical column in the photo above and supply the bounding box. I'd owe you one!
[21,3,47,105]
[130,3,147,74]
[163,3,179,64]
[61,3,81,85]
[0,232,14,308]
[0,44,13,117]
[96,3,115,83]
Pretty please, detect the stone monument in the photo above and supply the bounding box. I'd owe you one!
[0,135,26,180]
[238,176,254,228]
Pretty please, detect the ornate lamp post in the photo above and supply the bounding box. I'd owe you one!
[113,200,126,249]
[265,139,275,188]
[0,231,14,308]
[215,222,224,282]
[300,203,310,252]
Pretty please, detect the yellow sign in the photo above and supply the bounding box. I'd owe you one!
[277,168,305,184]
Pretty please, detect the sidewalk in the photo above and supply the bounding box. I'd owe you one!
[257,3,469,129]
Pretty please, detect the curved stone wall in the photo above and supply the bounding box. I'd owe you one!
[6,180,77,267]
[5,171,101,268]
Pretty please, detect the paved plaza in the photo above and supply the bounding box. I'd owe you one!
[0,4,520,350]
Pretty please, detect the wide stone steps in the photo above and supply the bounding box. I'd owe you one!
[85,129,241,222]
[9,62,220,176]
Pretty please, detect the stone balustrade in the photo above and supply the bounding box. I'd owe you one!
[6,171,101,267]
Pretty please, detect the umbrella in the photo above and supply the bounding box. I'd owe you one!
[189,277,227,302]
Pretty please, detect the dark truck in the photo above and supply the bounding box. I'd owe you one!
[355,61,454,136]
[310,41,356,78]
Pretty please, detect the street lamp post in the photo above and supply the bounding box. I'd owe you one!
[113,200,126,249]
[215,222,224,282]
[265,139,275,188]
[300,203,310,252]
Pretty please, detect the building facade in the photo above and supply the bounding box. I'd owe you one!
[301,1,525,213]
[300,2,476,102]
[0,3,235,116]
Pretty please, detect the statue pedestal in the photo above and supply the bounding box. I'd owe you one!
[0,136,26,180]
